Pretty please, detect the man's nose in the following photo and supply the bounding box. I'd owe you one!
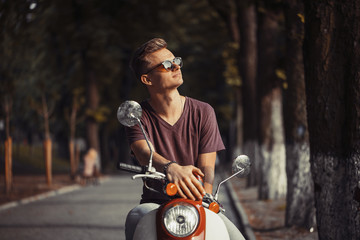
[172,63,180,71]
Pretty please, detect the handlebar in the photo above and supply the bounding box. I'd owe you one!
[118,162,146,174]
[118,162,223,212]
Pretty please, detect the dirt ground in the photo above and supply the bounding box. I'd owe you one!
[232,179,319,240]
[1,174,319,240]
[0,174,77,205]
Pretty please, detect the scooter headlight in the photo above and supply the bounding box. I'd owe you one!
[163,203,199,237]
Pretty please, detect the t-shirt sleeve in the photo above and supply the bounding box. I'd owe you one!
[125,123,145,146]
[199,105,225,153]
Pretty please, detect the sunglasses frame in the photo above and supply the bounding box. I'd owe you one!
[145,57,182,74]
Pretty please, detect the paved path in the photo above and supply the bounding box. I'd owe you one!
[0,173,242,240]
[0,174,140,240]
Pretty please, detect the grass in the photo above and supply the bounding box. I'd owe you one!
[0,142,70,174]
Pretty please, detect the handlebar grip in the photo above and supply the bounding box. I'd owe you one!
[118,162,145,174]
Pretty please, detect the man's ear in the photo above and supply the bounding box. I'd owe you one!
[140,74,152,85]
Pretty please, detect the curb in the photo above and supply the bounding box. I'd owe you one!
[223,173,257,240]
[0,176,110,212]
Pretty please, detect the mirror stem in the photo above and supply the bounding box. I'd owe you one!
[214,169,244,201]
[136,118,154,172]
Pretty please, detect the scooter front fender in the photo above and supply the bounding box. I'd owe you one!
[204,209,230,240]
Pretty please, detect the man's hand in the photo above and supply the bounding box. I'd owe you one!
[130,140,212,201]
[166,163,206,201]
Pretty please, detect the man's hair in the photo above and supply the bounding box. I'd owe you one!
[130,38,168,81]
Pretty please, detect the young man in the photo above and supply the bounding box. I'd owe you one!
[124,38,244,240]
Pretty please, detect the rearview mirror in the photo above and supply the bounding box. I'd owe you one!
[232,155,251,178]
[117,100,142,127]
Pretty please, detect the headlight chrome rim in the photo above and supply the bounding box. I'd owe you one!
[162,202,200,237]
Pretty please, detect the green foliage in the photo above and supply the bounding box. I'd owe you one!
[222,42,242,87]
[0,0,30,117]
[86,106,111,123]
[1,0,234,164]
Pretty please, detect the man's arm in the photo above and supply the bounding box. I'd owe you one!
[130,140,206,201]
[197,152,216,194]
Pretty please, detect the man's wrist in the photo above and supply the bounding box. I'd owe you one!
[163,161,177,175]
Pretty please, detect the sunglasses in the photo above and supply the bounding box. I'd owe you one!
[145,57,183,74]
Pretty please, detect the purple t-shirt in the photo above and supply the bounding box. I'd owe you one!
[125,97,225,203]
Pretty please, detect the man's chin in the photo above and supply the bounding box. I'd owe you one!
[173,77,183,85]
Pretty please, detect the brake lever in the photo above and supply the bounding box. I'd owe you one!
[132,171,166,180]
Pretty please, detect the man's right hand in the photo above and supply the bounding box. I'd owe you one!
[130,140,206,200]
[165,163,206,201]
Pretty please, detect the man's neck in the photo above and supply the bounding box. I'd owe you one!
[148,91,184,125]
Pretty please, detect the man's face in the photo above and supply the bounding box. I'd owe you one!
[143,48,183,91]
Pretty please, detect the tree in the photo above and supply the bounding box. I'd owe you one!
[304,0,360,238]
[0,2,13,194]
[38,94,55,186]
[20,1,63,186]
[48,0,125,169]
[1,92,13,194]
[0,0,242,174]
[207,0,259,177]
[66,88,85,178]
[207,0,243,160]
[237,0,259,187]
[257,0,287,200]
[283,0,315,229]
[0,0,32,192]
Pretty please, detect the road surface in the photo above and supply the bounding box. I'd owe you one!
[0,173,243,240]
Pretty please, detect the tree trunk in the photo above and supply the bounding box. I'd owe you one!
[233,87,243,157]
[4,96,12,194]
[237,1,259,187]
[283,0,315,229]
[44,139,52,186]
[304,0,360,239]
[69,139,76,177]
[75,141,81,172]
[86,70,101,170]
[257,4,287,200]
[258,88,287,199]
[5,137,12,195]
[69,95,78,178]
[42,94,52,186]
[42,94,51,140]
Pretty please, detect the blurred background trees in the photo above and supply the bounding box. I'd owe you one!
[1,0,359,239]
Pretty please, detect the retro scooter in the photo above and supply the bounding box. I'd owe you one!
[117,100,251,240]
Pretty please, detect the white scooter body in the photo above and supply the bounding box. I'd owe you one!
[133,208,230,240]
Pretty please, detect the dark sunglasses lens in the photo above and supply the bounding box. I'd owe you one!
[162,61,172,70]
[174,58,182,67]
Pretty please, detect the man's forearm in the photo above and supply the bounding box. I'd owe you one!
[131,140,206,200]
[197,152,217,194]
[202,165,215,194]
[131,140,172,172]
